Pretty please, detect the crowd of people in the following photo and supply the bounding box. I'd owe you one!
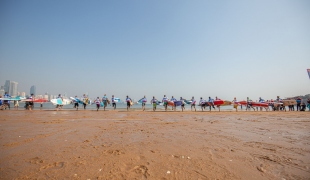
[1,92,310,112]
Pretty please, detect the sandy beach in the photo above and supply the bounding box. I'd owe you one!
[0,110,309,179]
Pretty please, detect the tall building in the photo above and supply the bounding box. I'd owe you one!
[0,86,4,96]
[4,80,18,96]
[30,85,36,95]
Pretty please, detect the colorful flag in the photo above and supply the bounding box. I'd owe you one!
[308,69,310,79]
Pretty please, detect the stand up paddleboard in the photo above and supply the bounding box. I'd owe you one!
[51,98,71,105]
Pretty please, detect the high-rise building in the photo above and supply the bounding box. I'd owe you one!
[4,80,18,96]
[0,86,4,96]
[30,85,36,96]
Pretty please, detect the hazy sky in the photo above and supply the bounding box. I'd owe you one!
[0,0,309,101]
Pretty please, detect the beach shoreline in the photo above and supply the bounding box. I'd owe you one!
[0,111,309,179]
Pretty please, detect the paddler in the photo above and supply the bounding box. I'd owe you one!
[55,94,63,111]
[180,97,185,112]
[162,95,168,111]
[208,97,215,111]
[94,97,101,111]
[191,96,196,111]
[102,94,108,111]
[150,96,157,111]
[126,95,132,111]
[74,96,79,110]
[276,96,284,111]
[246,97,255,111]
[170,96,177,111]
[199,97,206,111]
[232,97,238,112]
[258,97,268,111]
[28,93,35,111]
[82,94,88,110]
[141,95,147,111]
[111,95,116,110]
[3,92,11,110]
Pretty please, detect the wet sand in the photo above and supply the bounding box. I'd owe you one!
[0,110,309,179]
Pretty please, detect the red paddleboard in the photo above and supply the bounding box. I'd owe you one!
[213,100,224,106]
[250,102,269,107]
[238,101,247,105]
[23,99,48,103]
[167,101,174,106]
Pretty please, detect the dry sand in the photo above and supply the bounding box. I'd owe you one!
[0,110,309,179]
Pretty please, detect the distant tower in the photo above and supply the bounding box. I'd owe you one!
[4,80,18,96]
[0,86,4,96]
[30,85,36,95]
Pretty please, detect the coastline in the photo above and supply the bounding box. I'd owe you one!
[0,111,309,179]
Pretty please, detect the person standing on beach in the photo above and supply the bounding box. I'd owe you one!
[56,94,63,110]
[180,97,185,112]
[191,96,196,111]
[296,97,302,111]
[126,95,132,111]
[111,95,116,110]
[102,94,108,111]
[141,95,147,111]
[162,95,168,111]
[171,96,177,111]
[14,100,19,110]
[232,97,238,112]
[208,97,215,111]
[74,96,79,110]
[28,94,35,111]
[276,96,284,111]
[307,98,310,111]
[82,94,88,110]
[3,92,11,110]
[199,97,206,111]
[95,97,101,111]
[150,96,157,111]
[246,97,255,111]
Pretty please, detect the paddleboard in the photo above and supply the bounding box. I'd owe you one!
[0,97,23,101]
[51,98,71,105]
[282,100,297,106]
[174,101,183,106]
[250,102,269,107]
[22,99,48,103]
[167,101,174,106]
[70,97,84,104]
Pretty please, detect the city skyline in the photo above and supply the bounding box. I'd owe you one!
[0,1,309,100]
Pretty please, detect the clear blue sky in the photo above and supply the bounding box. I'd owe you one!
[0,0,309,101]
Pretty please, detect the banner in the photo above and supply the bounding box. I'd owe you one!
[308,69,310,79]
